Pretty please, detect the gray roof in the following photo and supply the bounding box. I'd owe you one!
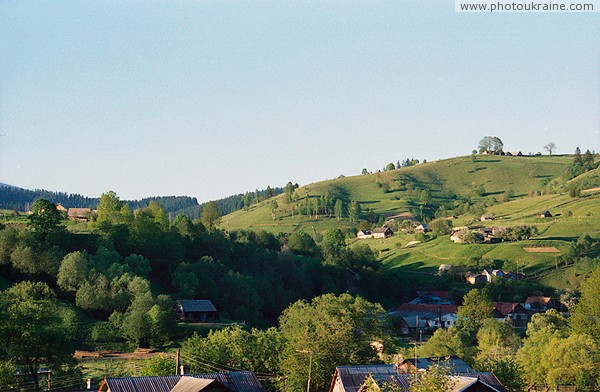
[370,373,505,392]
[334,366,505,392]
[102,371,263,392]
[176,300,217,312]
[335,365,398,392]
[372,227,392,233]
[405,356,473,373]
[170,377,232,392]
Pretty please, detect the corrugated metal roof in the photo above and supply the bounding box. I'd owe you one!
[102,371,263,392]
[338,371,506,392]
[176,300,217,313]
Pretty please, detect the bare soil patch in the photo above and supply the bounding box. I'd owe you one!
[523,247,561,253]
[75,348,164,360]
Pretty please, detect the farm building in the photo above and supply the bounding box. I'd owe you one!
[175,300,218,322]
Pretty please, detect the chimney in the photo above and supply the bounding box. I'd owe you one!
[180,365,190,375]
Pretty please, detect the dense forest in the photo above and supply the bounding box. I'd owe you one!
[0,184,282,218]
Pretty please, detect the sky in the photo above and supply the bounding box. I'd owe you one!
[1,0,599,202]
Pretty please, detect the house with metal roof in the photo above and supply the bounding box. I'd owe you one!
[329,363,506,392]
[98,371,264,392]
[359,373,506,392]
[175,300,218,322]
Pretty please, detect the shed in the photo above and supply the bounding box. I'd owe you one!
[175,300,218,322]
[538,210,552,218]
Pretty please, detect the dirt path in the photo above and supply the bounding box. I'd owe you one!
[75,348,167,360]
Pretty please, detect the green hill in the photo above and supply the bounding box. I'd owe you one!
[222,154,599,290]
[222,155,573,233]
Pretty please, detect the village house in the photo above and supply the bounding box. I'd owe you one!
[98,371,264,392]
[329,359,506,392]
[55,203,67,213]
[523,296,558,311]
[492,302,529,328]
[67,208,94,221]
[466,273,487,285]
[438,264,453,274]
[372,227,394,238]
[409,291,453,305]
[414,224,429,233]
[396,356,473,374]
[358,373,506,392]
[388,304,459,333]
[356,230,372,239]
[356,228,393,239]
[538,210,552,218]
[175,300,218,322]
[480,213,494,222]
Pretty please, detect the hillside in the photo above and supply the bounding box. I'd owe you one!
[222,154,599,290]
[222,155,573,233]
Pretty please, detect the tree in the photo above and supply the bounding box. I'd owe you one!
[409,364,456,392]
[201,201,222,231]
[279,294,390,392]
[96,191,125,225]
[476,319,521,363]
[27,199,63,240]
[429,218,453,236]
[270,200,279,220]
[284,182,296,203]
[266,186,274,199]
[320,229,346,262]
[385,163,396,171]
[362,168,368,175]
[456,289,493,334]
[57,251,90,293]
[543,142,556,155]
[139,354,175,376]
[478,136,504,154]
[349,200,361,224]
[570,267,600,339]
[0,282,79,390]
[287,231,319,256]
[334,199,343,222]
[182,325,283,380]
[243,192,252,211]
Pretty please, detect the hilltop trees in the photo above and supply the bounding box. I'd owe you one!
[478,136,504,154]
[543,142,557,155]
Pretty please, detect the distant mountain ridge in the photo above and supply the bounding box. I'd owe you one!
[0,183,282,219]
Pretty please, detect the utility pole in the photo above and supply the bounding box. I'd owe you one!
[175,348,180,375]
[296,350,316,392]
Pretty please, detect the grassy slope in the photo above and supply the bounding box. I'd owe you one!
[222,155,573,234]
[222,155,599,290]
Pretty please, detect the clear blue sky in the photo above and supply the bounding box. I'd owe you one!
[1,0,599,202]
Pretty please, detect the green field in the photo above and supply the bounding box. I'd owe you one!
[222,155,599,291]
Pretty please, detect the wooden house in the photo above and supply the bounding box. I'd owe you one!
[356,230,372,239]
[67,208,94,221]
[99,371,264,392]
[372,227,393,238]
[175,300,218,322]
[414,224,429,233]
[492,302,529,327]
[538,210,552,218]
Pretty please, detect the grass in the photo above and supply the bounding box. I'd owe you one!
[221,155,598,291]
[222,155,573,234]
